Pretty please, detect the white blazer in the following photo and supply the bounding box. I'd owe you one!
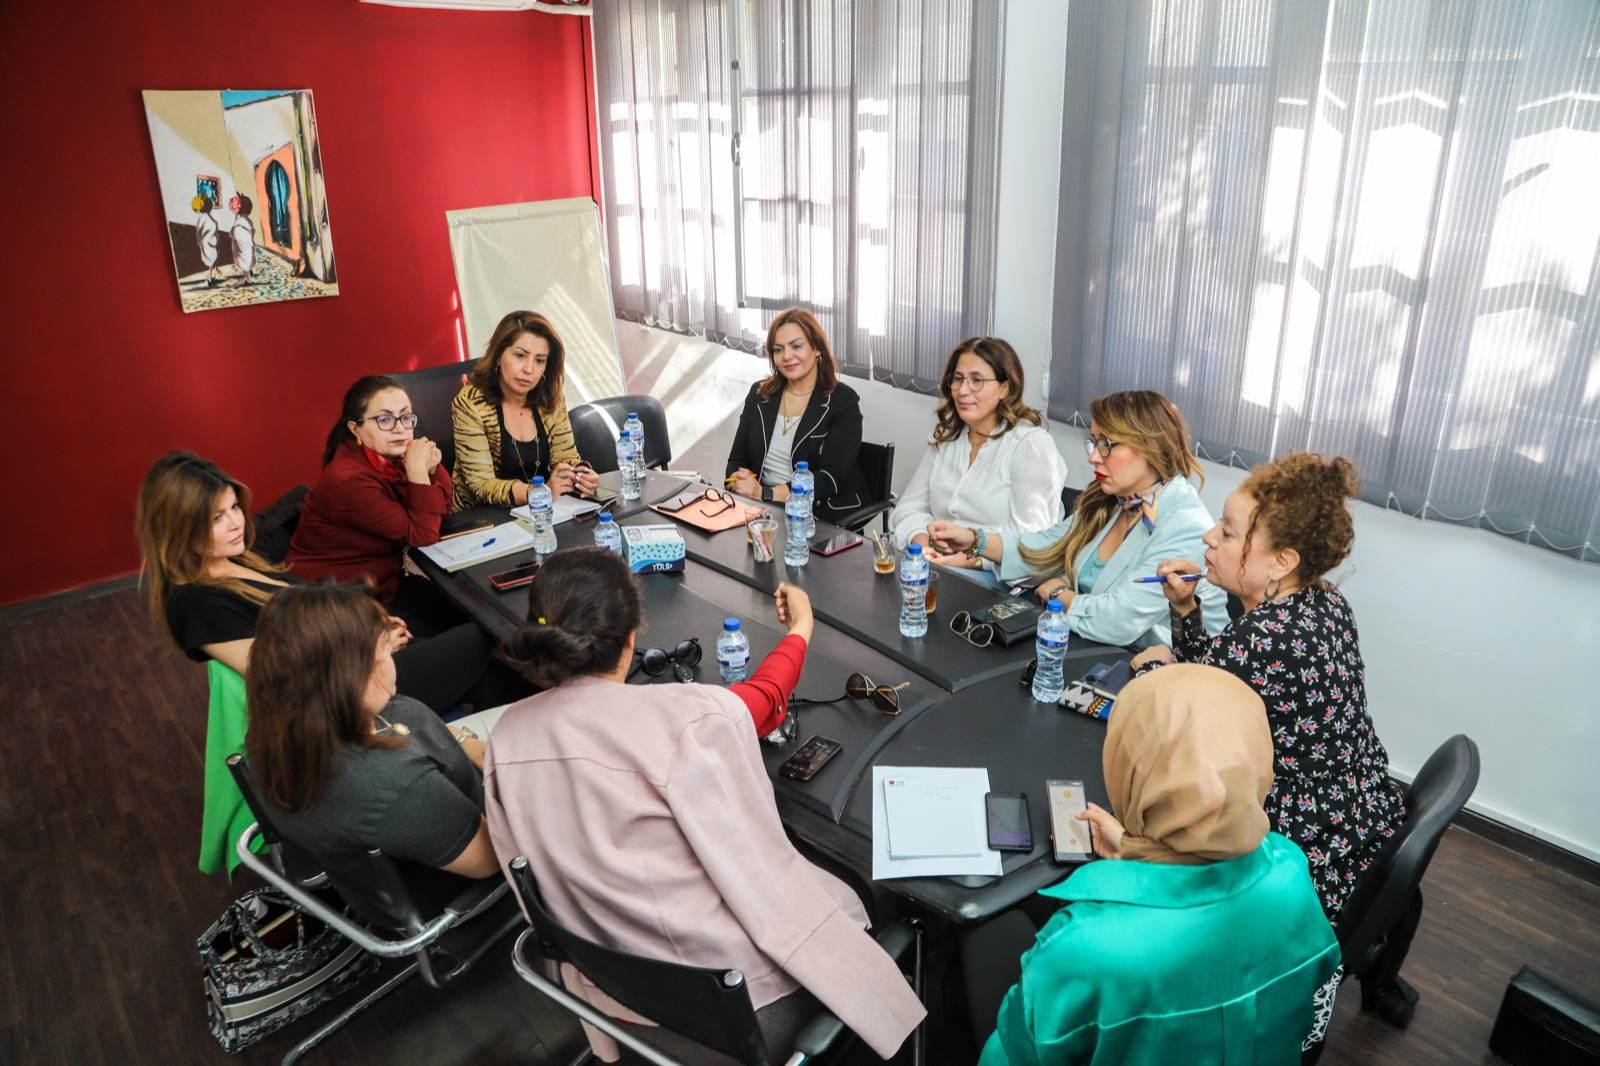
[890,423,1068,569]
[998,475,1229,648]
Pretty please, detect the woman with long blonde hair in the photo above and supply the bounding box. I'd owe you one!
[927,390,1227,647]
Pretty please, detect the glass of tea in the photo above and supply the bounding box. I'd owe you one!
[870,531,897,575]
[924,568,940,614]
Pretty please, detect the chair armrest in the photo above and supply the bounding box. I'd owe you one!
[873,919,916,964]
[235,823,471,958]
[833,496,896,533]
[783,921,919,1065]
[440,877,512,925]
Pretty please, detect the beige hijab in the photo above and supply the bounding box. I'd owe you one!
[1104,664,1275,865]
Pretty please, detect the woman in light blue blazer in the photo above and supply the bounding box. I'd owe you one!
[928,390,1228,648]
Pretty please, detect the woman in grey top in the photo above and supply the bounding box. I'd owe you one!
[245,582,499,923]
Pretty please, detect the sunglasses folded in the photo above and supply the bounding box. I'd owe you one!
[793,671,909,715]
[631,637,702,682]
[950,610,997,648]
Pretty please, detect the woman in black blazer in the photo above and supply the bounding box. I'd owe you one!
[725,309,871,524]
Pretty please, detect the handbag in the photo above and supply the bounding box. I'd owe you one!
[198,886,378,1053]
[973,597,1039,647]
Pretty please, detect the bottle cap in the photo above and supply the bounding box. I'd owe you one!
[598,513,613,523]
[723,617,741,631]
[1047,598,1064,611]
[628,411,639,418]
[530,476,545,486]
[795,461,809,470]
[907,543,923,555]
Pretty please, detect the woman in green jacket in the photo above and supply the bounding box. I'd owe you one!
[978,664,1340,1065]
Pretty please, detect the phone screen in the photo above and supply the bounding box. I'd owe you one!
[1046,779,1092,862]
[489,562,541,590]
[811,532,864,555]
[985,793,1033,851]
[778,735,843,781]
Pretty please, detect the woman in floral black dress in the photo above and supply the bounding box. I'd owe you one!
[1132,452,1416,1047]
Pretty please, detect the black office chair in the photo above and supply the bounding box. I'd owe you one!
[569,395,672,473]
[833,441,896,533]
[506,856,924,1066]
[252,485,308,565]
[1060,485,1081,514]
[226,755,524,1066]
[388,361,470,473]
[1322,735,1480,1048]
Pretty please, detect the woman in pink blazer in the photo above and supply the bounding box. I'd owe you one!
[484,548,924,1063]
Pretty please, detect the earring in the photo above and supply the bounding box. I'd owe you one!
[1265,576,1283,602]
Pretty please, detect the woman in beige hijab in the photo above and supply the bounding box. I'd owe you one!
[978,664,1341,1065]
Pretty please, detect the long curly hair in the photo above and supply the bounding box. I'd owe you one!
[930,337,1041,445]
[1019,390,1201,583]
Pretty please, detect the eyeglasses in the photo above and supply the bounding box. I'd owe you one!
[793,672,910,715]
[1083,435,1120,460]
[949,610,997,648]
[949,373,999,392]
[698,488,736,516]
[356,412,420,431]
[630,638,702,683]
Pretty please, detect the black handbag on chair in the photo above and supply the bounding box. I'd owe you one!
[198,886,378,1053]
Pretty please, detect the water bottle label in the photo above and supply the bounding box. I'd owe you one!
[902,577,928,588]
[719,652,749,668]
[1037,636,1067,650]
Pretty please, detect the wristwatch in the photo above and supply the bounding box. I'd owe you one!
[760,486,774,503]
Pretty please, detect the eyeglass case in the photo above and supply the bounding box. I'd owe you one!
[624,524,687,574]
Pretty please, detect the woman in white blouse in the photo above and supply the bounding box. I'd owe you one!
[890,337,1067,583]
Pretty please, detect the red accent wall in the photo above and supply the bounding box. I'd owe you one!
[0,2,600,607]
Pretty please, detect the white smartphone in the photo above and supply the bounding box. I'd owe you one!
[1045,778,1093,863]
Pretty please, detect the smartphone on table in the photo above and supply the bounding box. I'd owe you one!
[1045,778,1093,862]
[488,561,541,591]
[778,735,843,781]
[984,792,1034,852]
[811,532,864,556]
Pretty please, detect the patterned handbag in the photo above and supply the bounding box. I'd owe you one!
[198,886,379,1053]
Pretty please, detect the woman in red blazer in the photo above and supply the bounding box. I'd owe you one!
[289,375,455,627]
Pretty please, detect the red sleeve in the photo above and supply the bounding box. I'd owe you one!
[730,633,807,736]
[329,467,450,547]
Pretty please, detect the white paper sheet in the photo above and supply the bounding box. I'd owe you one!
[511,494,601,526]
[416,521,535,571]
[871,766,1004,880]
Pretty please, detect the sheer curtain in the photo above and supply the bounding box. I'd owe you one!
[1052,0,1600,561]
[594,0,1005,390]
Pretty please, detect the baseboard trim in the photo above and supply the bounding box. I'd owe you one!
[1450,806,1600,888]
[0,572,140,623]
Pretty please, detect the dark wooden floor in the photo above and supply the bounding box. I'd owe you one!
[2,584,1596,1065]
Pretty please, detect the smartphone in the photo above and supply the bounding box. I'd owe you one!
[778,735,844,781]
[656,489,704,514]
[488,561,541,591]
[811,532,864,556]
[985,792,1034,852]
[1045,779,1093,863]
[1090,660,1133,698]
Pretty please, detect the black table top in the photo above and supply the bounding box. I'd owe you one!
[411,480,1133,924]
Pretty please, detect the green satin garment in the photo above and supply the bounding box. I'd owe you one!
[979,833,1340,1066]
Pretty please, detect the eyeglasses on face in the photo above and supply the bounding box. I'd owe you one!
[948,373,999,392]
[949,610,997,648]
[631,638,702,682]
[792,671,909,715]
[1083,434,1121,460]
[357,412,420,432]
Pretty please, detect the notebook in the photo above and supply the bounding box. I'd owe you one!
[416,522,535,572]
[882,774,988,860]
[510,494,602,526]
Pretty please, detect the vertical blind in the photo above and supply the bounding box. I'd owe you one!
[1052,0,1600,561]
[594,0,1006,390]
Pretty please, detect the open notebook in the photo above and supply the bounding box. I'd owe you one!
[510,494,603,526]
[416,521,535,572]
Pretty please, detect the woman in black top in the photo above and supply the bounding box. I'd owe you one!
[725,308,871,524]
[246,581,498,921]
[138,451,491,714]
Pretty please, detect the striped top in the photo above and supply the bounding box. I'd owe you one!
[450,383,579,511]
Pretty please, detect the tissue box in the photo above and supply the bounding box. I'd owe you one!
[623,524,687,574]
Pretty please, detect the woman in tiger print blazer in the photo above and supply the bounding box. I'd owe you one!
[450,310,594,511]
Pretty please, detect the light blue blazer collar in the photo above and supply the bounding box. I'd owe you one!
[1075,476,1196,593]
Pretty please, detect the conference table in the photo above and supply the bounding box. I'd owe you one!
[414,471,1129,924]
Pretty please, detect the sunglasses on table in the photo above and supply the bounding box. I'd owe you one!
[629,638,702,683]
[659,487,736,517]
[949,610,998,648]
[792,672,910,715]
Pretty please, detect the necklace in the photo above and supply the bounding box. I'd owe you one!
[504,404,542,482]
[373,713,410,736]
[780,387,813,433]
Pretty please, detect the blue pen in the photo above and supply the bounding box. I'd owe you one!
[1133,573,1201,584]
[478,537,497,549]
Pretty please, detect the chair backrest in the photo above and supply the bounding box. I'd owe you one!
[1061,485,1081,515]
[856,441,895,507]
[226,754,428,933]
[568,395,672,473]
[1335,735,1480,975]
[389,362,470,473]
[508,857,769,1066]
[251,485,308,565]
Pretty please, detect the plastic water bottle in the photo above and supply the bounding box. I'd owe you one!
[1032,598,1071,703]
[592,512,623,555]
[623,411,646,482]
[716,618,751,684]
[790,461,815,534]
[528,476,557,555]
[783,466,813,568]
[616,432,642,500]
[898,543,929,638]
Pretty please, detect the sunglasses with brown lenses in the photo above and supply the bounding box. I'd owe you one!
[793,672,909,715]
[949,610,997,648]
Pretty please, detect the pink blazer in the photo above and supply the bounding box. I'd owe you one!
[484,674,924,1061]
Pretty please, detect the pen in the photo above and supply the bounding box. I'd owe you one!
[1132,573,1202,584]
[478,537,496,549]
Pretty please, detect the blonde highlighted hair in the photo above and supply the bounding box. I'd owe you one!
[1019,390,1202,583]
[136,451,284,643]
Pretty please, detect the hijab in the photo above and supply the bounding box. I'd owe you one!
[1103,663,1275,865]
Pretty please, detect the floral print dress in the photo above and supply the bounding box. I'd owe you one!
[1169,584,1407,923]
